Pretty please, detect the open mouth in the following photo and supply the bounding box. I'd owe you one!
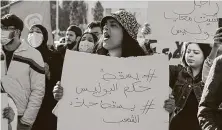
[103,32,110,41]
[187,59,195,63]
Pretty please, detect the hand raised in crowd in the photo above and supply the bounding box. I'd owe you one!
[213,27,222,47]
[53,81,64,101]
[163,94,175,113]
[207,27,222,62]
[3,106,15,124]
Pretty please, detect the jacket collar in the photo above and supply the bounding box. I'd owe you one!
[183,66,202,82]
[15,39,29,53]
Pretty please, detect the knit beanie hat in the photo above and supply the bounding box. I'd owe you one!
[67,25,82,37]
[1,14,24,31]
[101,10,140,40]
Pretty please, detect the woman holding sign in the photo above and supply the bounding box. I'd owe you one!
[53,10,145,107]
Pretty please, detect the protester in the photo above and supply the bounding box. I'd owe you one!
[86,21,102,40]
[53,10,145,108]
[198,27,222,130]
[27,24,57,130]
[54,25,82,53]
[164,41,211,130]
[1,14,45,130]
[140,22,154,55]
[76,32,98,53]
[50,25,82,84]
[64,25,82,51]
[201,28,222,83]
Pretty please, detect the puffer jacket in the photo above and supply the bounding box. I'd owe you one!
[198,55,222,130]
[1,40,45,126]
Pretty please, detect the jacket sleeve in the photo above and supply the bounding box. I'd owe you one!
[202,57,214,83]
[169,64,183,89]
[21,51,45,125]
[198,56,222,130]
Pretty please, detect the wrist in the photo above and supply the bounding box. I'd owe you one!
[212,44,220,49]
[20,117,31,126]
[205,57,214,67]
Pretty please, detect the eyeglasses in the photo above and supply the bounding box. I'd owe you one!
[1,26,16,31]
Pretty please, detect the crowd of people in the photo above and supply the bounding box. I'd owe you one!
[1,10,222,130]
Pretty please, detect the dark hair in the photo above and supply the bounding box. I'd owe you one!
[67,25,82,37]
[87,21,101,30]
[76,32,98,51]
[181,42,211,67]
[96,27,145,57]
[1,14,24,31]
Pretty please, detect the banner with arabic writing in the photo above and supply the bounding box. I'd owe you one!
[148,1,222,43]
[57,51,169,130]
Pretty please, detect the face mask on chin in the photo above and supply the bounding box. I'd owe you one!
[78,41,94,53]
[27,32,43,48]
[1,30,14,45]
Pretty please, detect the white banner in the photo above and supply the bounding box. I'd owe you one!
[148,1,222,43]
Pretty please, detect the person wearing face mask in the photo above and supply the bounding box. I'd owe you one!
[1,14,45,130]
[27,24,58,130]
[76,32,98,53]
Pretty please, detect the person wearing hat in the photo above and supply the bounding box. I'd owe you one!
[96,10,145,57]
[52,10,145,110]
[1,14,45,130]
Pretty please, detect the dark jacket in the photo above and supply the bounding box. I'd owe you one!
[169,65,204,130]
[170,65,204,114]
[198,55,222,130]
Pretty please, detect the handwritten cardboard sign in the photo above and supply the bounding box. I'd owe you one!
[148,1,222,43]
[57,50,169,130]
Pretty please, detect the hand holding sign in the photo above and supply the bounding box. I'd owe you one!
[57,51,169,130]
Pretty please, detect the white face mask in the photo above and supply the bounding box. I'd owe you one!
[78,41,94,53]
[27,32,43,48]
[1,30,14,45]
